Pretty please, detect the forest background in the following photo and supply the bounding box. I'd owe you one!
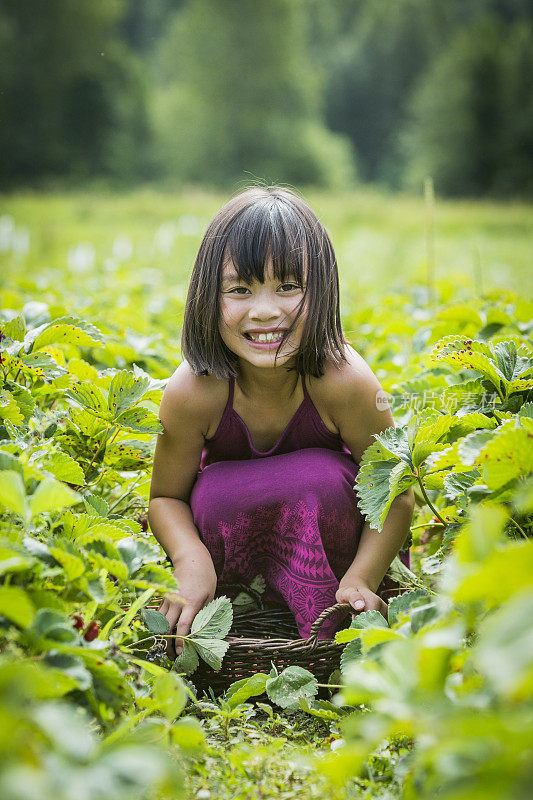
[2,0,533,198]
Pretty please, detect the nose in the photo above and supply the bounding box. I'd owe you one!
[249,287,283,322]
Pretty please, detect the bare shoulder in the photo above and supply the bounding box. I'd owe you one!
[159,361,227,439]
[312,344,394,462]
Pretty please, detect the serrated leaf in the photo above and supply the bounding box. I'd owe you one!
[67,383,110,416]
[8,352,67,380]
[266,666,318,709]
[388,589,430,627]
[355,459,416,532]
[83,493,109,517]
[190,596,233,639]
[8,382,34,419]
[105,439,152,467]
[458,430,496,465]
[350,610,389,630]
[3,314,26,341]
[29,476,81,517]
[374,427,412,464]
[115,407,162,433]
[33,608,79,643]
[429,336,505,390]
[108,370,151,417]
[141,608,170,634]
[0,389,24,425]
[172,641,200,676]
[340,637,364,673]
[0,469,27,516]
[298,696,342,720]
[46,452,85,486]
[33,318,104,350]
[443,469,482,500]
[191,637,229,671]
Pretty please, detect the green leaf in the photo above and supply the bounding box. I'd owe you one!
[443,469,482,501]
[3,313,26,341]
[266,666,318,709]
[458,429,496,465]
[141,608,170,635]
[16,352,67,380]
[374,427,412,464]
[298,696,342,720]
[29,476,81,517]
[108,370,151,417]
[44,652,92,691]
[32,317,104,350]
[83,493,109,517]
[340,637,364,673]
[0,585,35,627]
[115,407,163,433]
[46,451,85,486]
[355,458,415,532]
[388,589,430,627]
[0,469,27,516]
[190,596,233,639]
[225,673,269,709]
[172,641,200,676]
[33,608,79,643]
[48,546,86,581]
[191,637,229,671]
[478,427,533,490]
[153,672,187,721]
[67,383,110,417]
[350,610,389,630]
[0,389,24,425]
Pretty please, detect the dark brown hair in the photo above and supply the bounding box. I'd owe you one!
[181,186,348,379]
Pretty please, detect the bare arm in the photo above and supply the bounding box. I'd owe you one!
[148,363,218,657]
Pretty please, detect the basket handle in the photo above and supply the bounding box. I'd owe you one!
[306,602,353,646]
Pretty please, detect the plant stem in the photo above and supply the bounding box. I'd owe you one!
[415,467,447,525]
[508,516,528,540]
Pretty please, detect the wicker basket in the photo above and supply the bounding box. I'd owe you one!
[188,582,354,695]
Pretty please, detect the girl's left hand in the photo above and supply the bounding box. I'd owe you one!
[335,583,388,621]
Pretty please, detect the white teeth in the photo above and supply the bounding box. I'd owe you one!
[248,332,284,343]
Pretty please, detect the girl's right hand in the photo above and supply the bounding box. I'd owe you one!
[158,550,218,660]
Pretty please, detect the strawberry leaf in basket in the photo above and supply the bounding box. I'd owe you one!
[265,665,318,709]
[190,596,233,639]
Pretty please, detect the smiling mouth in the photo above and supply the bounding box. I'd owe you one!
[243,332,286,343]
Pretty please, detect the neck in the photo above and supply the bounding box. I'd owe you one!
[236,360,301,404]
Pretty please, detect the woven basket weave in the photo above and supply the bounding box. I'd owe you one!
[189,582,353,695]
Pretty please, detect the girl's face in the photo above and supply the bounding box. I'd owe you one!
[218,258,307,369]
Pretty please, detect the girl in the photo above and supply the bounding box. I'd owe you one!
[149,186,414,659]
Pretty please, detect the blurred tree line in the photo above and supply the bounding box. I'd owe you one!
[1,0,532,196]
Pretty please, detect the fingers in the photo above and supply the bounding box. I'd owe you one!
[174,607,197,657]
[336,586,389,621]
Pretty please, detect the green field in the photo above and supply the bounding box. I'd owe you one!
[2,188,532,300]
[1,188,532,800]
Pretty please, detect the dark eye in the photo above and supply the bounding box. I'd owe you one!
[280,283,300,292]
[229,287,249,294]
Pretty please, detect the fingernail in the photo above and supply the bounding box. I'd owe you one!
[354,600,364,610]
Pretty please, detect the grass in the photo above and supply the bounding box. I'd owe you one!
[1,186,532,301]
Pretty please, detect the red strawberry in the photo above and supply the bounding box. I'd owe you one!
[83,621,100,642]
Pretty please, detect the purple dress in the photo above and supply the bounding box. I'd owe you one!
[189,373,410,640]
